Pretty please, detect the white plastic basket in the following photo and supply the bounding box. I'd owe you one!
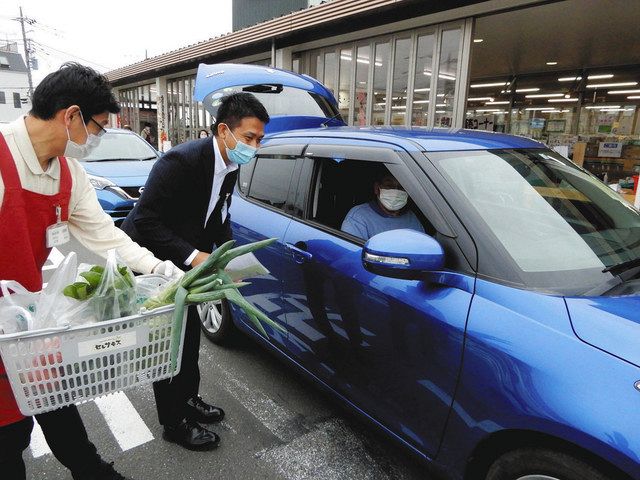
[0,303,187,416]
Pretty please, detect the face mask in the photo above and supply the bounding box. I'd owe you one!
[64,111,101,159]
[199,132,209,139]
[379,188,408,211]
[223,129,257,165]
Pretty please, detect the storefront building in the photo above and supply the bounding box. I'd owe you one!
[106,0,640,184]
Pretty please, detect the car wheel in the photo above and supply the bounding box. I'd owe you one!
[198,299,235,344]
[486,448,612,480]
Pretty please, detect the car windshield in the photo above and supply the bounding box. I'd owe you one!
[82,131,158,161]
[428,148,640,290]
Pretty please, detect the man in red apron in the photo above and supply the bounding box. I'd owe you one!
[0,63,181,480]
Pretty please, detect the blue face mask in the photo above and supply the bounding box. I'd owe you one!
[223,129,257,165]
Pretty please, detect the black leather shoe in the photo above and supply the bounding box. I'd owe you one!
[186,395,225,423]
[162,418,220,451]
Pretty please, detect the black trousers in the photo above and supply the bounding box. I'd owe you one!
[153,305,201,426]
[0,405,100,480]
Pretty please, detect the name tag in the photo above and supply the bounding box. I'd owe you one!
[46,221,70,248]
[46,205,70,248]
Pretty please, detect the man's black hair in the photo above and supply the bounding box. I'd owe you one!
[212,92,269,136]
[30,62,120,122]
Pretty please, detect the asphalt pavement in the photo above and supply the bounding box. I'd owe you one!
[24,239,431,480]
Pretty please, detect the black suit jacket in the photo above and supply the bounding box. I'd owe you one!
[121,137,237,267]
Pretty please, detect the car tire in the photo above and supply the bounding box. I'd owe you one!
[198,299,236,344]
[485,448,612,480]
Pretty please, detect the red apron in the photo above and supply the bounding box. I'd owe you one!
[0,133,71,426]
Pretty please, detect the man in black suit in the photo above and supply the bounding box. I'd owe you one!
[121,93,269,450]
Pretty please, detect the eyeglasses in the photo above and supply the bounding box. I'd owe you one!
[88,117,107,137]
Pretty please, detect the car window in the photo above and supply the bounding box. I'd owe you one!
[426,148,640,293]
[247,156,297,211]
[82,131,158,161]
[296,157,432,241]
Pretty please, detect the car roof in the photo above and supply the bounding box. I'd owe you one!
[266,126,546,152]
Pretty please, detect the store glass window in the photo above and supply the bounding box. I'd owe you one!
[372,41,390,126]
[435,28,460,128]
[324,51,337,96]
[391,37,411,126]
[355,44,371,126]
[339,47,353,124]
[412,33,435,126]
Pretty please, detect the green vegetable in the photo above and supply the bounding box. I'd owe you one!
[141,238,284,339]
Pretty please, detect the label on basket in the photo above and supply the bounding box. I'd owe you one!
[77,331,137,357]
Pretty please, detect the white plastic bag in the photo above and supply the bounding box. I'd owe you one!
[89,250,137,321]
[34,252,79,329]
[0,280,36,334]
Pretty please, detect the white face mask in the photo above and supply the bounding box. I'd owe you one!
[64,111,102,159]
[378,188,408,211]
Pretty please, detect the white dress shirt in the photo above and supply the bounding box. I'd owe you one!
[184,137,238,266]
[0,117,161,275]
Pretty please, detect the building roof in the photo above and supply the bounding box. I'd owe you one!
[0,50,28,73]
[105,0,485,86]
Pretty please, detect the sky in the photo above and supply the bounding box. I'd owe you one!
[1,0,233,86]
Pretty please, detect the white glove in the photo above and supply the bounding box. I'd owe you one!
[152,260,185,281]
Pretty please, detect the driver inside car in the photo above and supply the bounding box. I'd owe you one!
[341,169,424,240]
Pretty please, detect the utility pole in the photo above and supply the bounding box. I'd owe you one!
[17,7,34,98]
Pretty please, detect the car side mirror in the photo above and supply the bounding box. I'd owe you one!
[362,229,445,280]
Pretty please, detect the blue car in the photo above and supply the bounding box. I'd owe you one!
[79,128,161,225]
[195,64,640,480]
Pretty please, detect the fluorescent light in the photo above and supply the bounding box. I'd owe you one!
[628,96,640,99]
[585,105,620,109]
[391,106,406,110]
[607,89,640,94]
[587,74,613,80]
[525,107,557,111]
[436,103,447,107]
[558,76,582,82]
[470,82,507,88]
[485,101,510,105]
[437,94,446,97]
[473,38,484,43]
[546,61,558,65]
[560,109,571,113]
[475,108,504,112]
[339,54,382,67]
[587,82,638,89]
[599,108,634,112]
[468,97,494,101]
[525,93,565,98]
[515,88,540,93]
[500,90,512,93]
[548,98,579,102]
[439,73,456,81]
[435,110,446,113]
[414,88,430,92]
[413,100,429,104]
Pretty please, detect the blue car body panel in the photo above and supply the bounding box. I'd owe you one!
[266,126,547,151]
[565,296,640,368]
[438,279,640,480]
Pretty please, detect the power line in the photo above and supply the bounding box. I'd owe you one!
[30,40,111,70]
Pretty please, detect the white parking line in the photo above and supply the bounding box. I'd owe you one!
[30,420,51,458]
[94,392,154,451]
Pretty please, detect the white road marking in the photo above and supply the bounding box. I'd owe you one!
[257,418,412,480]
[30,420,52,458]
[94,392,154,451]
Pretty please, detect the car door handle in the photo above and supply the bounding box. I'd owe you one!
[285,242,313,264]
